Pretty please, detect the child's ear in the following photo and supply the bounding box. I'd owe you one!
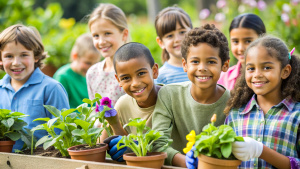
[71,52,78,61]
[156,37,165,49]
[115,74,122,87]
[221,60,230,72]
[281,64,292,79]
[152,63,159,79]
[182,58,187,72]
[122,29,129,42]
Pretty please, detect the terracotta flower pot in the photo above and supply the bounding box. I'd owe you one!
[67,143,108,162]
[123,152,167,169]
[198,154,242,169]
[0,140,15,152]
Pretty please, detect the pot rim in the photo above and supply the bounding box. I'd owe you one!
[198,154,242,166]
[67,143,108,154]
[123,152,167,161]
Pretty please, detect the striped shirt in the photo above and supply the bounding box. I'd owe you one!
[226,95,300,169]
[155,62,189,85]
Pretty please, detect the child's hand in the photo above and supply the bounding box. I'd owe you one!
[185,146,198,169]
[104,135,126,162]
[232,137,263,161]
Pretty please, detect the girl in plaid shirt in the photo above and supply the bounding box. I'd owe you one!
[224,36,300,169]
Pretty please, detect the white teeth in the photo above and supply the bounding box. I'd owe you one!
[12,69,23,72]
[137,88,144,93]
[253,82,265,85]
[197,77,209,80]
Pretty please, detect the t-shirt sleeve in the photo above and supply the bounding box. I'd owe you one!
[152,87,180,165]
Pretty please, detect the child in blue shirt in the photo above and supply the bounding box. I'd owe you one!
[0,24,69,151]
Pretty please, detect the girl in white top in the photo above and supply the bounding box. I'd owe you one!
[86,3,129,105]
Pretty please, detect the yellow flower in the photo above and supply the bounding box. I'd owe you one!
[59,18,75,29]
[183,130,196,154]
[211,114,217,123]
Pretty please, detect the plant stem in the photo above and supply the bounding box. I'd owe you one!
[103,124,112,137]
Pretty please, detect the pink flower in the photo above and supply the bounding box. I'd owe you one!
[216,0,226,9]
[257,0,267,11]
[100,97,112,108]
[199,9,210,20]
[215,13,226,22]
[282,4,291,13]
[281,13,290,23]
[248,0,257,7]
[291,0,300,5]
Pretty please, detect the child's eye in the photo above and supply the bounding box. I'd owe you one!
[93,34,99,38]
[121,77,130,81]
[231,40,238,44]
[246,67,254,71]
[165,34,173,39]
[138,72,146,76]
[105,32,111,36]
[179,31,186,35]
[245,40,252,44]
[264,66,271,70]
[191,60,199,64]
[21,54,28,57]
[4,54,13,58]
[208,61,216,64]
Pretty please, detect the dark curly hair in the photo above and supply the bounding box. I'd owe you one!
[0,24,47,70]
[224,35,300,114]
[181,24,230,65]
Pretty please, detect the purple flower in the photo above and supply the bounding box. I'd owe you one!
[100,97,112,108]
[257,0,267,11]
[104,109,117,117]
[199,9,210,20]
[215,13,226,22]
[281,13,290,23]
[95,97,117,117]
[216,0,226,9]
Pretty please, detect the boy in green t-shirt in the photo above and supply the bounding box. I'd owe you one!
[151,24,230,167]
[53,33,100,108]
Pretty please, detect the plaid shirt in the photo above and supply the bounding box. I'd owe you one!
[225,95,300,169]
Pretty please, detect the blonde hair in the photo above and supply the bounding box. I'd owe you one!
[88,3,129,42]
[0,24,47,70]
[71,33,99,61]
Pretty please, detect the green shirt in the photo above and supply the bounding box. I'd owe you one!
[53,64,88,108]
[152,81,230,165]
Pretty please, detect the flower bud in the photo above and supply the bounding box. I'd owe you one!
[211,114,217,123]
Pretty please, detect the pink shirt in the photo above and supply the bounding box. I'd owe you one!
[217,61,242,90]
[86,60,125,106]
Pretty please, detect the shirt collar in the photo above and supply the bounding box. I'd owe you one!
[228,61,242,81]
[0,68,43,89]
[240,94,296,114]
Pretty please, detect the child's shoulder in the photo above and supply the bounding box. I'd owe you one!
[159,81,191,95]
[86,61,104,75]
[53,64,73,78]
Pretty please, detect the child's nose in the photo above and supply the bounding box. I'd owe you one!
[238,43,245,52]
[12,57,21,65]
[197,63,207,72]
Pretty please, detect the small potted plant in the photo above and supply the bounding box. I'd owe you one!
[0,109,33,152]
[67,94,116,162]
[184,114,243,169]
[116,118,172,169]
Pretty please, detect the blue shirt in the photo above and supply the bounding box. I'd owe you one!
[226,95,300,169]
[0,68,70,150]
[155,62,189,85]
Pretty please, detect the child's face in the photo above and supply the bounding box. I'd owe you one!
[0,42,37,86]
[75,52,100,76]
[157,22,191,60]
[245,46,291,99]
[230,28,259,64]
[91,18,128,59]
[115,57,158,108]
[183,43,229,90]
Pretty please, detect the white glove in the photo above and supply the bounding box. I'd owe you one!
[232,137,263,161]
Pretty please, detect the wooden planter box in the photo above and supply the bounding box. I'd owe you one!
[0,152,185,169]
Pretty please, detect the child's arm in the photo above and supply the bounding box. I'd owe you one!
[45,83,70,116]
[259,145,291,169]
[151,87,184,167]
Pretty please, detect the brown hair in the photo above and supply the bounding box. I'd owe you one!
[155,6,193,63]
[0,24,47,70]
[224,35,300,114]
[181,24,229,65]
[88,3,129,42]
[71,33,99,61]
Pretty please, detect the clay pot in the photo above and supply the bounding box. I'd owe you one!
[198,154,242,169]
[0,140,15,152]
[67,143,108,162]
[123,152,167,169]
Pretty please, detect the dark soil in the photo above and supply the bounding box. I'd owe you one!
[70,144,104,151]
[21,146,68,158]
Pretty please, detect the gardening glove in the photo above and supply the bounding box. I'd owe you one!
[185,146,198,169]
[104,135,127,162]
[232,137,263,161]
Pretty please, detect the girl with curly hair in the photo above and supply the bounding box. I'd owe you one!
[225,35,300,169]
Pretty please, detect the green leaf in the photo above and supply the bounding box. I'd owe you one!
[95,93,102,99]
[235,136,244,142]
[5,132,21,141]
[43,137,57,150]
[31,124,46,132]
[82,98,92,105]
[33,117,51,122]
[221,142,232,158]
[72,129,85,136]
[87,128,103,136]
[11,121,27,131]
[61,109,76,119]
[10,112,26,117]
[47,117,58,128]
[2,118,14,128]
[35,135,50,148]
[74,119,90,132]
[43,105,61,117]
